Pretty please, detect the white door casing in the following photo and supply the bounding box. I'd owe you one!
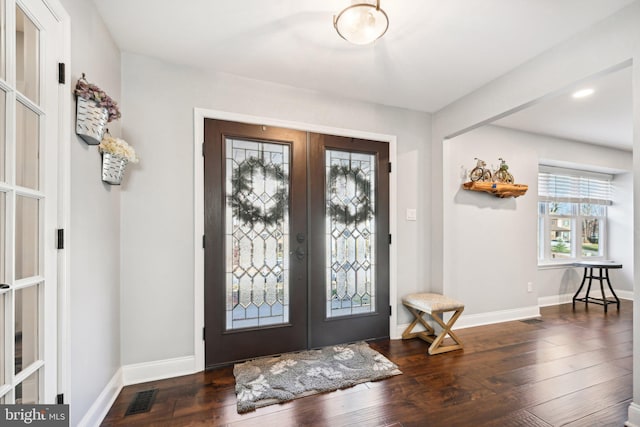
[0,0,67,404]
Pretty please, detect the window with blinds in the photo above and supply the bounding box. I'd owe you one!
[537,167,611,263]
[538,167,612,205]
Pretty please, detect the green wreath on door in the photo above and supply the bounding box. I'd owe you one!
[229,158,374,227]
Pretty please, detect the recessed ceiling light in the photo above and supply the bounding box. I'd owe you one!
[572,88,595,99]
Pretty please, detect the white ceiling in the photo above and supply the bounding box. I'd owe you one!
[494,66,633,150]
[93,0,636,147]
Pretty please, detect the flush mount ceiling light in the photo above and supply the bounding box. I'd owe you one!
[334,0,389,45]
[572,88,595,99]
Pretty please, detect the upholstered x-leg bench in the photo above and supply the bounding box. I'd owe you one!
[401,293,465,355]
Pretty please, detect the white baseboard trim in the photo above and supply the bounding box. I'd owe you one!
[77,368,123,427]
[617,290,634,300]
[454,305,541,329]
[538,293,573,307]
[394,290,634,338]
[78,357,198,427]
[538,289,633,307]
[625,402,640,427]
[395,305,540,338]
[122,355,198,386]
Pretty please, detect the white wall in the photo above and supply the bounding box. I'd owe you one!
[119,53,431,365]
[59,0,122,424]
[632,57,640,424]
[609,172,634,292]
[445,126,539,315]
[447,125,633,311]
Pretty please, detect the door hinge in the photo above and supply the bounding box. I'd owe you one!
[56,393,64,404]
[202,142,205,157]
[57,229,64,250]
[58,63,65,84]
[202,235,205,249]
[388,234,392,245]
[388,162,392,173]
[389,305,392,316]
[202,327,205,341]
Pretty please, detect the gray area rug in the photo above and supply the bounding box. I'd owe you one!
[233,341,402,413]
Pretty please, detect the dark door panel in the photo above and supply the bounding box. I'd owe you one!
[204,120,390,367]
[308,133,390,348]
[204,119,307,367]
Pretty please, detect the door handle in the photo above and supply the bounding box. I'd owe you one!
[294,247,305,260]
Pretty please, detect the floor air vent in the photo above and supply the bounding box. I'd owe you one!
[520,318,543,324]
[125,389,158,416]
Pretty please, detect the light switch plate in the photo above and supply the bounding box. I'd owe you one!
[406,208,417,221]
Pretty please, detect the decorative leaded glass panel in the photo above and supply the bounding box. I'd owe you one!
[225,138,289,330]
[326,150,376,318]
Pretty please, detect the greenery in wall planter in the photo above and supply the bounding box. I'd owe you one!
[98,134,139,185]
[74,73,121,145]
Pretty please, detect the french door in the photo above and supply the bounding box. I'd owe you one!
[204,119,389,367]
[0,0,61,403]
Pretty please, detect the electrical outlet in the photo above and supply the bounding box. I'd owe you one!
[527,282,533,293]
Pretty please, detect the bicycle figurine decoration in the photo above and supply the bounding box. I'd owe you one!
[469,158,492,182]
[493,157,514,184]
[464,157,526,198]
[468,157,514,183]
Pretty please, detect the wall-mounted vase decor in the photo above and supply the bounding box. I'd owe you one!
[74,73,121,145]
[98,133,139,185]
[76,96,108,145]
[101,152,128,185]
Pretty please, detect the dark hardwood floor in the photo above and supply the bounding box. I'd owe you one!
[102,301,633,426]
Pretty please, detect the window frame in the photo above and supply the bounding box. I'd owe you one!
[537,167,611,266]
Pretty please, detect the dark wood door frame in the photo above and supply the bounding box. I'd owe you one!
[204,119,308,367]
[308,133,390,348]
[200,115,398,369]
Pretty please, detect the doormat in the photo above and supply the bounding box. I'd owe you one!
[233,341,402,413]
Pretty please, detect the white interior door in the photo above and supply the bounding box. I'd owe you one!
[0,0,62,404]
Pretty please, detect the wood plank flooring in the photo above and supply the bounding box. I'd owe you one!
[102,301,633,426]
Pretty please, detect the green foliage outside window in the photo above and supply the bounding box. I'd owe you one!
[552,240,570,254]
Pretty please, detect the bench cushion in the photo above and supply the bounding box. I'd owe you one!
[402,293,464,314]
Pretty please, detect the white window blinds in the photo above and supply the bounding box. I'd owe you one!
[538,166,612,205]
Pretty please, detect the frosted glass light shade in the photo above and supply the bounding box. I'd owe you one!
[334,2,389,45]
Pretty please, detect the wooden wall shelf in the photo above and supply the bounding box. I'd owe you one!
[462,182,528,198]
